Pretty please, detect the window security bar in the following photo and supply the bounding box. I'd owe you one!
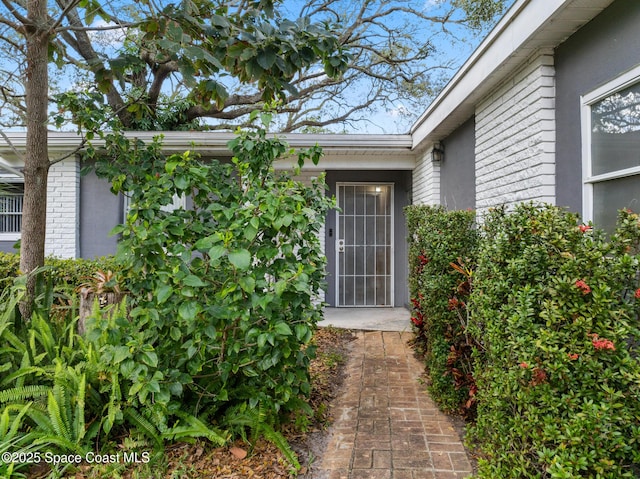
[0,193,23,233]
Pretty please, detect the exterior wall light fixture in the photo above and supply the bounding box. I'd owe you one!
[431,141,445,163]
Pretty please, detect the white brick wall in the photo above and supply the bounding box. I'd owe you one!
[475,51,556,213]
[45,159,79,258]
[412,148,440,205]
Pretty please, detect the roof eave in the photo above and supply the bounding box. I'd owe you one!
[0,131,415,169]
[410,0,616,150]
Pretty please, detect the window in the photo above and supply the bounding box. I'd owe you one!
[582,65,640,232]
[0,181,24,240]
[121,192,186,224]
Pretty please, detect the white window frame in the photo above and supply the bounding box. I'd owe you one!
[0,181,24,242]
[122,193,187,224]
[581,63,640,222]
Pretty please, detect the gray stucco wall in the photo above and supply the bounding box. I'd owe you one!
[324,170,411,308]
[78,157,225,258]
[79,164,122,258]
[555,0,640,214]
[440,117,476,210]
[0,241,17,254]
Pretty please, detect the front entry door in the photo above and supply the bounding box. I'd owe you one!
[336,183,394,306]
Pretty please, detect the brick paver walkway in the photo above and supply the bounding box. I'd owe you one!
[317,331,473,479]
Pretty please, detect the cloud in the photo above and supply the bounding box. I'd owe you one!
[387,104,414,118]
[423,0,441,10]
[88,20,127,49]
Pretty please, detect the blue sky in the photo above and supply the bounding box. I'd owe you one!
[0,0,517,135]
[360,0,517,134]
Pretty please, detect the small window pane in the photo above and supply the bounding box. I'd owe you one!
[344,276,354,306]
[365,247,375,275]
[344,216,354,243]
[591,81,640,176]
[0,183,24,234]
[378,186,391,215]
[376,216,388,245]
[365,217,376,245]
[366,277,375,305]
[593,175,640,232]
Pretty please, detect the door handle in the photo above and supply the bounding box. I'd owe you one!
[337,239,345,253]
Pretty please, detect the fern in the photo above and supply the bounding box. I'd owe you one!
[1,364,49,389]
[29,433,87,455]
[1,433,42,479]
[0,284,23,338]
[33,268,55,320]
[101,371,122,436]
[17,367,91,456]
[73,373,86,443]
[124,407,163,449]
[48,388,71,442]
[0,325,27,357]
[161,411,229,446]
[53,367,74,437]
[31,313,58,361]
[1,403,32,442]
[227,403,300,470]
[25,405,87,455]
[0,404,44,479]
[0,385,50,404]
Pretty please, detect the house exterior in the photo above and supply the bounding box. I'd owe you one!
[0,132,415,308]
[0,0,638,307]
[411,0,640,235]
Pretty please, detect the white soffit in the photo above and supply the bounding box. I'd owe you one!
[0,131,415,170]
[410,0,616,149]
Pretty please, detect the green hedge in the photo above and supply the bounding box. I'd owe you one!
[405,205,479,415]
[0,251,119,298]
[406,203,640,477]
[0,252,20,295]
[467,204,640,478]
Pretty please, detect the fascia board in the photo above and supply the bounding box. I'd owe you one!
[0,131,414,165]
[410,0,615,149]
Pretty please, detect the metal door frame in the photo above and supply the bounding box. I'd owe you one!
[335,182,395,307]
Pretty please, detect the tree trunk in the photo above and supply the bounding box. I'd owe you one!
[20,0,51,320]
[78,292,127,335]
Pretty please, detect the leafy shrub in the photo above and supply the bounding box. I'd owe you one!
[0,252,20,296]
[0,280,100,478]
[89,115,332,465]
[1,270,225,477]
[405,205,479,415]
[44,256,119,292]
[1,120,330,474]
[0,252,118,302]
[467,204,640,478]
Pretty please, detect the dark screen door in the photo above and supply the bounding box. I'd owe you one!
[336,183,393,306]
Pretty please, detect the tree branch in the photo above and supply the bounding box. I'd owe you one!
[0,129,24,163]
[148,61,180,108]
[50,0,82,32]
[0,0,29,27]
